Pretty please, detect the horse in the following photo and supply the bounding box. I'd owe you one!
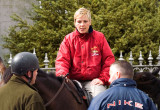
[34,69,88,110]
[2,66,88,110]
[133,67,160,109]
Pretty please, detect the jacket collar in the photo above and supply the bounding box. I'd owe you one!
[9,75,37,91]
[75,25,93,39]
[110,78,137,88]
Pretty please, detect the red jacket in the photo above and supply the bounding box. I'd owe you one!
[55,29,115,85]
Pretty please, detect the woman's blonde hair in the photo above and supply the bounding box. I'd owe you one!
[74,7,91,22]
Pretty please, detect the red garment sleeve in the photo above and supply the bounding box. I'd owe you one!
[98,35,115,85]
[55,36,71,76]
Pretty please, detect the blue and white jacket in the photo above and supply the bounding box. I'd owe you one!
[88,78,157,110]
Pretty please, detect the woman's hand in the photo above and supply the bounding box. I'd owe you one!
[90,78,103,85]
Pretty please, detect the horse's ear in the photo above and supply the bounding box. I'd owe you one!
[152,68,160,76]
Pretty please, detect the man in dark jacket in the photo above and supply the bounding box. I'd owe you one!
[0,52,46,110]
[88,61,157,110]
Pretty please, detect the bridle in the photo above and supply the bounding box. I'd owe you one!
[44,73,83,107]
[44,74,68,107]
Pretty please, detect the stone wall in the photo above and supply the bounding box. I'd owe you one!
[0,0,37,60]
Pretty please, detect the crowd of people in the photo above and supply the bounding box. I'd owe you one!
[0,7,157,110]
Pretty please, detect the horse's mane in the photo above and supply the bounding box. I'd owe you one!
[2,67,63,84]
[37,69,63,83]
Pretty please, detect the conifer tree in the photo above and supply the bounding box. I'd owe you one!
[3,0,77,66]
[2,0,160,66]
[98,0,160,64]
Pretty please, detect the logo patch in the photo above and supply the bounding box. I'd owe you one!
[91,46,99,56]
[107,100,143,109]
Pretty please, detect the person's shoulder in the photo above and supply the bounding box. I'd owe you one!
[93,30,104,35]
[0,84,6,93]
[90,88,114,107]
[23,85,42,99]
[19,84,37,94]
[62,31,76,43]
[65,31,76,39]
[24,87,44,108]
[93,88,112,100]
[92,30,105,38]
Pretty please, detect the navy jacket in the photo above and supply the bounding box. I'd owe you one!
[88,78,157,110]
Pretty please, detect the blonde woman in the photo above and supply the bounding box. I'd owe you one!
[56,7,115,97]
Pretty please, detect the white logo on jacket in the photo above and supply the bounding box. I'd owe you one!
[91,46,99,56]
[107,100,143,109]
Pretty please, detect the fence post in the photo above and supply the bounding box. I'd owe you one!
[33,48,36,56]
[157,46,160,65]
[43,53,49,68]
[39,1,42,9]
[8,54,12,67]
[138,51,143,65]
[118,51,125,61]
[129,51,134,65]
[148,50,153,65]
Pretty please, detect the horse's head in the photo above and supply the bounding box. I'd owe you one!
[133,68,160,98]
[133,67,160,84]
[134,71,155,83]
[34,69,62,105]
[134,67,160,109]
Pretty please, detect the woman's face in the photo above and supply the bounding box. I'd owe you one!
[74,15,91,34]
